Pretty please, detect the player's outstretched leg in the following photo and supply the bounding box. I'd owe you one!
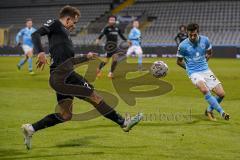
[137,51,143,71]
[197,81,229,121]
[97,58,109,78]
[108,54,118,79]
[85,91,143,132]
[212,84,230,120]
[28,57,34,74]
[17,56,28,70]
[21,98,73,149]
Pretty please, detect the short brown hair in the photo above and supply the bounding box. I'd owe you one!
[26,18,32,22]
[187,23,199,32]
[59,5,80,18]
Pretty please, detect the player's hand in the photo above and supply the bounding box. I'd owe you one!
[36,52,48,70]
[95,39,100,45]
[16,42,22,47]
[127,40,132,47]
[87,52,98,60]
[205,54,211,61]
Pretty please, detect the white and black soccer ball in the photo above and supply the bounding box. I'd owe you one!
[150,61,168,78]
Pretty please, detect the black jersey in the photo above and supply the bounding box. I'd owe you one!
[31,19,75,70]
[174,32,188,46]
[98,25,127,43]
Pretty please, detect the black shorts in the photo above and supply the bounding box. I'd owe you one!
[106,48,123,58]
[56,72,94,102]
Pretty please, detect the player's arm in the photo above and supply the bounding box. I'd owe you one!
[118,28,127,41]
[174,34,179,46]
[96,27,106,44]
[176,45,186,69]
[31,19,54,70]
[15,29,24,46]
[205,38,213,61]
[177,57,186,69]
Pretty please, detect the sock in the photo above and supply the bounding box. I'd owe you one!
[18,58,27,67]
[96,101,125,126]
[205,92,224,115]
[99,62,106,70]
[110,61,117,73]
[207,96,223,112]
[32,113,64,132]
[28,57,33,71]
[138,55,142,65]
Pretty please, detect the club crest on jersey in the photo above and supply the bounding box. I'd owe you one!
[200,43,206,49]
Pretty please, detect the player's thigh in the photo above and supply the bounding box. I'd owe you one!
[202,70,221,91]
[22,45,33,57]
[135,46,143,56]
[26,50,33,58]
[126,46,134,56]
[66,72,95,99]
[189,72,209,94]
[103,56,110,63]
[56,94,73,120]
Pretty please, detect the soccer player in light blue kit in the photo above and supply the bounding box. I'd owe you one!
[127,20,143,70]
[16,18,36,74]
[177,23,230,121]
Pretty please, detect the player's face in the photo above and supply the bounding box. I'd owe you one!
[188,30,199,43]
[108,17,116,26]
[180,27,186,32]
[26,21,32,28]
[66,16,79,32]
[133,21,139,28]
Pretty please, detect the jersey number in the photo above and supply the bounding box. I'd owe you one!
[210,75,216,81]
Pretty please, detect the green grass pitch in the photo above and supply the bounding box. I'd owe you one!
[0,56,239,160]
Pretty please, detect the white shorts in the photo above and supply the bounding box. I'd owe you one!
[189,69,221,90]
[126,45,143,57]
[22,45,33,55]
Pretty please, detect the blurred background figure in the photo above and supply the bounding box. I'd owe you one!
[126,20,143,71]
[16,18,36,74]
[174,25,188,47]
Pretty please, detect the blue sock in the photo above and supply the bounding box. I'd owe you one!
[207,96,223,112]
[205,92,224,115]
[18,58,26,67]
[28,58,33,72]
[138,55,142,69]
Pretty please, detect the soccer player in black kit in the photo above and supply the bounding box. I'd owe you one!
[21,5,142,150]
[96,16,127,79]
[174,25,188,46]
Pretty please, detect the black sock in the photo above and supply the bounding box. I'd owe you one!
[96,101,125,126]
[110,61,118,73]
[99,62,106,70]
[32,113,64,132]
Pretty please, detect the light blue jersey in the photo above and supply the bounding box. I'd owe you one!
[177,35,212,76]
[128,27,141,46]
[16,27,36,48]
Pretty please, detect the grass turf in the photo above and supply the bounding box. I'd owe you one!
[0,56,239,160]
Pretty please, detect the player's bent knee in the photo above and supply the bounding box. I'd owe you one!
[217,91,225,99]
[197,81,209,94]
[89,91,103,105]
[61,112,72,121]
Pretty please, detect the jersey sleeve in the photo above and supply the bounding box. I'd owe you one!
[128,29,139,40]
[98,27,107,40]
[31,19,55,53]
[15,29,24,44]
[176,43,185,58]
[128,29,134,40]
[118,28,127,41]
[205,37,212,51]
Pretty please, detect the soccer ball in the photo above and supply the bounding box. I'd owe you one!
[150,61,168,78]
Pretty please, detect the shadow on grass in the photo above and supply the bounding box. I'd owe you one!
[1,152,104,160]
[55,135,98,148]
